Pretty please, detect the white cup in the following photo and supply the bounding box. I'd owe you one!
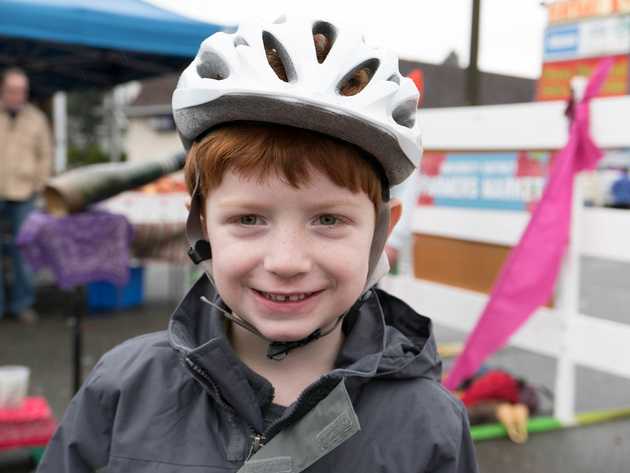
[0,366,30,409]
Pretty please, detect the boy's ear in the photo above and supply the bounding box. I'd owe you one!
[387,198,402,237]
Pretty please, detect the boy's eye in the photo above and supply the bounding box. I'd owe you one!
[316,214,339,226]
[239,215,261,225]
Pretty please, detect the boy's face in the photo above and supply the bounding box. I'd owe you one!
[205,166,376,342]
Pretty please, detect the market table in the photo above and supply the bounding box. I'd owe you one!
[16,182,191,393]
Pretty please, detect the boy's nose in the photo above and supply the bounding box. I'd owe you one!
[263,233,312,278]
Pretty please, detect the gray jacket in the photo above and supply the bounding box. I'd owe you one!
[38,276,478,472]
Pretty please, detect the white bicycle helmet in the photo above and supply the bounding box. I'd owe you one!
[173,15,421,187]
[173,16,422,358]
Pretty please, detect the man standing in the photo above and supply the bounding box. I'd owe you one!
[0,68,53,323]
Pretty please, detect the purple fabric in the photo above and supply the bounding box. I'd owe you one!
[16,210,133,290]
[444,58,614,390]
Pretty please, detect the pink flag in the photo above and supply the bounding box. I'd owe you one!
[444,59,614,390]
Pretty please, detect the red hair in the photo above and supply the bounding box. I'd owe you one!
[185,122,383,211]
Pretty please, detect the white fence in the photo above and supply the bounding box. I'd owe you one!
[384,96,630,421]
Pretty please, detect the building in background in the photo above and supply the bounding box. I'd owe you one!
[124,76,181,163]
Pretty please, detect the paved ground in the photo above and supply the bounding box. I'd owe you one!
[1,256,630,472]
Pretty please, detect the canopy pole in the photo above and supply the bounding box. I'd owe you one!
[53,92,67,173]
[105,89,124,162]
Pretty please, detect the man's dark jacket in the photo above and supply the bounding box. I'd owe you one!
[37,276,478,472]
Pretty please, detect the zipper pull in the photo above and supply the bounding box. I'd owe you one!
[247,433,266,459]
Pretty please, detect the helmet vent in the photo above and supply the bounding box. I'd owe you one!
[263,31,296,82]
[337,59,379,97]
[233,36,249,47]
[312,21,336,63]
[392,99,417,128]
[196,51,230,80]
[387,74,400,85]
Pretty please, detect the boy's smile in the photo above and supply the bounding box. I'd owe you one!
[251,288,325,315]
[205,167,376,342]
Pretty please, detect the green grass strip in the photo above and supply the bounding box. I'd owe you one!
[471,416,562,441]
[471,407,630,442]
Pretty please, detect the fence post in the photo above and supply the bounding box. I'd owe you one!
[553,76,587,422]
[554,175,583,422]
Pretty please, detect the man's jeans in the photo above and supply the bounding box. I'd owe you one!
[0,199,35,318]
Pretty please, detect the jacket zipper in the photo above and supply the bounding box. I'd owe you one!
[246,432,266,459]
[186,357,267,462]
[245,382,330,461]
[185,357,235,414]
[186,357,338,462]
[185,356,310,462]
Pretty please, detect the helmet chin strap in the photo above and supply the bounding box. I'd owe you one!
[186,191,390,360]
[199,295,346,360]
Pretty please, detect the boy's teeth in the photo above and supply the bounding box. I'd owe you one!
[263,292,309,302]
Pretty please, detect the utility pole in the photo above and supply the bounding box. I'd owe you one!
[467,0,481,105]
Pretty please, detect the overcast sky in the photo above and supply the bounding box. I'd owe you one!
[147,0,549,79]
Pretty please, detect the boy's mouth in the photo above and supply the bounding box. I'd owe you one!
[253,289,322,303]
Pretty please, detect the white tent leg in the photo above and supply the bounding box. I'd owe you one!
[53,91,67,173]
[104,89,124,162]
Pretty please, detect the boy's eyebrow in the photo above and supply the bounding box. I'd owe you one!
[306,199,366,211]
[215,198,365,211]
[214,199,269,210]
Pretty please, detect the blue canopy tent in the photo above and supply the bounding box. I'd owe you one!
[0,0,228,98]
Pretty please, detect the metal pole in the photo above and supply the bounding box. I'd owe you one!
[52,92,67,173]
[104,90,123,162]
[467,0,481,105]
[72,286,85,394]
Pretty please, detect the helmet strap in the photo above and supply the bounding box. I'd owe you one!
[200,294,347,361]
[266,313,346,360]
[363,199,391,290]
[186,191,212,264]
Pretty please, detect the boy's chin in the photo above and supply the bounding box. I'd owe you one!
[256,322,320,343]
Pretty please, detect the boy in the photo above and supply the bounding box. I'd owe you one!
[38,17,478,472]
